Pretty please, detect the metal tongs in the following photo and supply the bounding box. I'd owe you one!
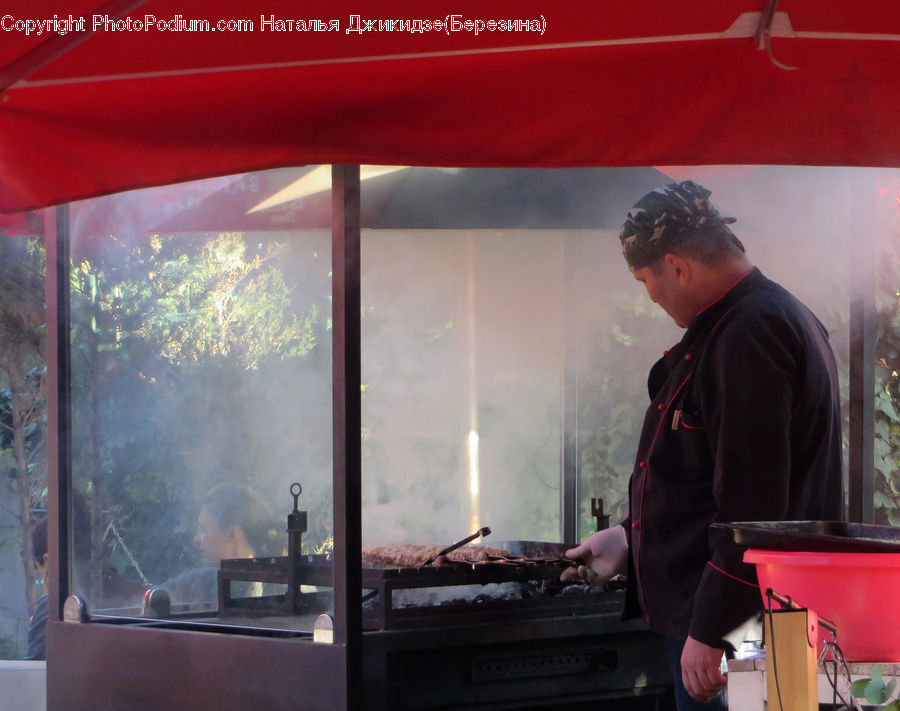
[422,526,491,566]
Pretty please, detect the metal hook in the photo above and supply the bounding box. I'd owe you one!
[754,1,798,71]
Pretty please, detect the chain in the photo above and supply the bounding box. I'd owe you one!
[819,640,863,711]
[104,520,153,586]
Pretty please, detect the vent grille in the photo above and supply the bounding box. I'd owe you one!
[471,648,616,682]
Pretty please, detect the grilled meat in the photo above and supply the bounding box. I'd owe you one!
[361,544,510,568]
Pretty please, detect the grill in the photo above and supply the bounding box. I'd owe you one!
[217,546,622,630]
[214,542,673,710]
[359,578,672,711]
[128,490,676,710]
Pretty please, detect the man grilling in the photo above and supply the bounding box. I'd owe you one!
[564,180,843,708]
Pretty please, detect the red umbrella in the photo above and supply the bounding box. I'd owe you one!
[1,1,899,212]
[0,209,41,234]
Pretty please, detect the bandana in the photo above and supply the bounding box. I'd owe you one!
[619,180,739,270]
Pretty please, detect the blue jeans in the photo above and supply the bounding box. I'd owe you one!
[664,636,728,711]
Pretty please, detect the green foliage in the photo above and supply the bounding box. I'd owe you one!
[0,380,46,474]
[71,233,318,370]
[0,235,45,360]
[873,213,900,526]
[0,233,47,614]
[0,635,18,661]
[851,664,899,708]
[0,235,47,484]
[67,230,331,595]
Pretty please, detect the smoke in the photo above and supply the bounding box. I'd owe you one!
[65,164,900,595]
[358,165,900,546]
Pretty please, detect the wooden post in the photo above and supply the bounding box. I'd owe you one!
[765,608,819,711]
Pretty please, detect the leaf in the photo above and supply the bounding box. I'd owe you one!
[876,491,894,509]
[850,678,869,698]
[876,390,899,419]
[890,507,900,526]
[865,679,890,705]
[884,699,900,711]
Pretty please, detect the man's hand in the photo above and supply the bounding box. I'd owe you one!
[681,636,727,703]
[560,525,628,585]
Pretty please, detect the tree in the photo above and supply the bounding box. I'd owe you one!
[67,229,328,597]
[0,233,46,614]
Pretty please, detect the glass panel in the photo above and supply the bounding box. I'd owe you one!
[874,173,900,526]
[0,218,48,660]
[357,166,671,548]
[53,163,900,646]
[361,228,564,544]
[357,166,899,551]
[67,167,334,631]
[577,165,863,535]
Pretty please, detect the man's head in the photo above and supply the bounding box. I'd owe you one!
[193,484,277,564]
[620,181,751,328]
[619,180,744,271]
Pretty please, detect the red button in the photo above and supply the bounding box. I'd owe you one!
[657,404,665,410]
[639,461,647,468]
[632,522,641,530]
[685,353,693,361]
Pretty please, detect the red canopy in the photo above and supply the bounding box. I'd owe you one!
[1,0,899,212]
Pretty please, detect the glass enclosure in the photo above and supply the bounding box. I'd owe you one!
[356,165,890,543]
[67,169,334,629]
[59,164,900,632]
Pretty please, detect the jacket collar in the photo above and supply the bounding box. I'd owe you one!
[665,267,764,362]
[684,267,762,340]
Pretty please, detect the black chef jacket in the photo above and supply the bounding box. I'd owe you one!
[623,267,843,649]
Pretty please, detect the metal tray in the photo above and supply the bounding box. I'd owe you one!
[494,540,573,558]
[711,520,900,553]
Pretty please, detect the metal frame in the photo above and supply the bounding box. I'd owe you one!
[848,182,876,523]
[560,234,580,543]
[43,170,361,711]
[41,164,882,710]
[848,279,875,523]
[331,164,363,708]
[45,205,70,626]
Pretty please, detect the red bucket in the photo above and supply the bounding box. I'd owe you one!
[745,548,900,662]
